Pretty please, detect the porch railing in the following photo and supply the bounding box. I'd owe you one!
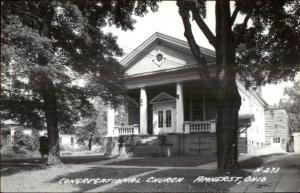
[114,124,139,136]
[184,120,216,133]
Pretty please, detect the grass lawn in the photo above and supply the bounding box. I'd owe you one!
[109,168,252,192]
[1,165,154,192]
[107,156,216,167]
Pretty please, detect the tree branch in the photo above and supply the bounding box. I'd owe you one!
[177,2,209,79]
[191,8,216,48]
[230,3,240,27]
[234,10,252,45]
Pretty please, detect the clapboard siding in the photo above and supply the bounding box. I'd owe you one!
[264,109,289,151]
[238,137,247,153]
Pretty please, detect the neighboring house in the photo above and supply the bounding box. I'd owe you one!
[293,132,300,153]
[1,120,78,150]
[238,85,268,153]
[264,108,294,152]
[105,32,271,156]
[1,121,46,144]
[59,133,79,150]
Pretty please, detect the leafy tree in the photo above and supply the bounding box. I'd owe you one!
[176,0,300,171]
[279,80,300,132]
[1,1,159,165]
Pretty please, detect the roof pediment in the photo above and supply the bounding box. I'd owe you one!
[150,92,176,104]
[122,32,216,76]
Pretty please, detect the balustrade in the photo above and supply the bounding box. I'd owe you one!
[184,120,216,133]
[114,124,139,136]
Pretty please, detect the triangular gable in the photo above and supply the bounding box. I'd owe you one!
[122,32,216,76]
[150,92,176,104]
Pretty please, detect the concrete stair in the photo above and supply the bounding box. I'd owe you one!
[140,136,160,145]
[133,136,160,157]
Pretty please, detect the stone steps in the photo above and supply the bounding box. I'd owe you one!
[133,145,160,157]
[133,136,160,157]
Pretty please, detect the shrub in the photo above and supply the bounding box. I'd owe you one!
[118,135,128,148]
[158,133,167,145]
[0,144,15,158]
[12,130,36,154]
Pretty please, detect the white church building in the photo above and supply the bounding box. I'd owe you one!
[105,32,273,156]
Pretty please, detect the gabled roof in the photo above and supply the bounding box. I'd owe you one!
[121,32,216,70]
[150,92,176,104]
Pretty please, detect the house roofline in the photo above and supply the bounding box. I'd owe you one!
[121,32,216,69]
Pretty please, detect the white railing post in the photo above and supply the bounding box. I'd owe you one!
[133,124,139,135]
[184,121,190,133]
[210,120,217,133]
[114,127,119,136]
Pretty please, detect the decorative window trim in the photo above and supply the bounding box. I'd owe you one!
[152,50,166,67]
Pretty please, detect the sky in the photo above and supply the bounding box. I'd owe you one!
[104,1,298,106]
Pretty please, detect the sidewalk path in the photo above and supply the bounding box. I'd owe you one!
[230,153,300,193]
[86,169,163,192]
[85,153,300,192]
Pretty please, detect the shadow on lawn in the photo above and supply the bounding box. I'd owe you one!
[0,155,111,177]
[1,155,110,165]
[1,165,47,177]
[239,153,285,169]
[49,167,155,192]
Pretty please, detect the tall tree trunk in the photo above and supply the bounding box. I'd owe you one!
[42,80,61,165]
[41,78,62,165]
[177,0,242,171]
[214,0,241,172]
[215,68,241,171]
[32,72,62,165]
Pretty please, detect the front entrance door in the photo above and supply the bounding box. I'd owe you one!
[150,92,176,135]
[152,103,176,134]
[157,109,173,133]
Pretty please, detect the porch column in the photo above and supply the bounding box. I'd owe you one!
[189,93,193,121]
[140,87,148,135]
[107,108,115,136]
[176,82,184,133]
[202,92,206,120]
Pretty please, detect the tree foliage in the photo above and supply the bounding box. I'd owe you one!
[1,0,159,129]
[177,0,300,171]
[1,0,159,164]
[236,0,300,85]
[279,80,300,132]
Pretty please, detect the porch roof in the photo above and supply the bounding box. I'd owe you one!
[238,113,255,129]
[122,64,216,89]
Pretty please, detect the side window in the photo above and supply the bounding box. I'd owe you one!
[273,137,280,143]
[59,137,62,144]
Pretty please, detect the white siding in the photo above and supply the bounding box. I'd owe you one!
[126,44,196,75]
